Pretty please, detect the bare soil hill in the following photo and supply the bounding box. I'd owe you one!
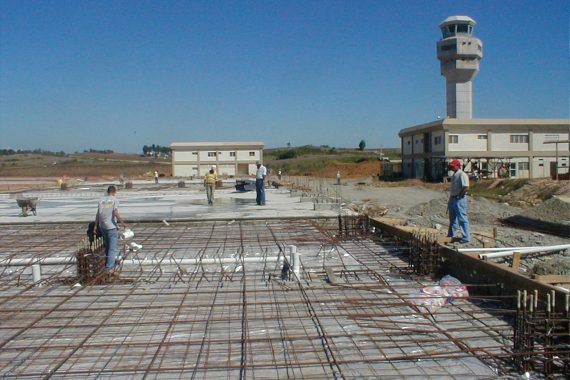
[0,152,171,179]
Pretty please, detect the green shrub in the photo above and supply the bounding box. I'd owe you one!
[277,150,298,160]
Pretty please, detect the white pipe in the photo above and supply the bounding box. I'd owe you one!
[2,256,280,267]
[122,257,280,266]
[289,245,300,278]
[32,264,41,283]
[478,244,570,260]
[459,244,570,253]
[2,257,76,266]
[293,251,300,277]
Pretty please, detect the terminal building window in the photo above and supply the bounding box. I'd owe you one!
[448,135,459,144]
[510,135,529,143]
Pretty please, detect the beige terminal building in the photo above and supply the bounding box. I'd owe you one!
[171,141,264,177]
[399,16,569,181]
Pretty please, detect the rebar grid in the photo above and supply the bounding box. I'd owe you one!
[514,289,570,375]
[408,232,441,276]
[0,219,565,378]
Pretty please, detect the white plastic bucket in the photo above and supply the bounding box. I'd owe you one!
[121,229,134,239]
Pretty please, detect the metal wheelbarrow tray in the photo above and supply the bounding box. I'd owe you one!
[16,197,39,217]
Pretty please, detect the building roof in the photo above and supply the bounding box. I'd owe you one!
[399,118,570,137]
[440,15,476,27]
[171,141,264,150]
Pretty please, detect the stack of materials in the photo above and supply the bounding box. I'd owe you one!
[76,237,105,285]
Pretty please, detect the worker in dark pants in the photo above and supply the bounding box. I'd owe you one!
[255,161,267,205]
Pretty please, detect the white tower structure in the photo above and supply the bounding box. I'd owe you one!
[437,16,483,119]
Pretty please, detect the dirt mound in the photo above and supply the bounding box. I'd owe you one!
[502,196,570,237]
[294,160,380,179]
[530,257,570,276]
[518,196,570,224]
[404,196,520,228]
[508,179,570,206]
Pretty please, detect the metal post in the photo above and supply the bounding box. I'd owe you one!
[289,245,299,278]
[32,264,41,284]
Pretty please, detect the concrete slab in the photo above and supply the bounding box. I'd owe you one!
[0,182,342,224]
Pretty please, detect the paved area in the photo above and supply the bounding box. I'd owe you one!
[0,180,340,224]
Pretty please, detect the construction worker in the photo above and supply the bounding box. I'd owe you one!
[94,185,127,276]
[447,159,470,244]
[255,162,267,205]
[204,168,217,205]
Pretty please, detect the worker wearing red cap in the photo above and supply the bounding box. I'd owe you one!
[447,159,470,244]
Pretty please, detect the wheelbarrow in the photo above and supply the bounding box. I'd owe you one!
[16,197,39,217]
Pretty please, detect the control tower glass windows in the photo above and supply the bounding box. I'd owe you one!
[457,24,468,34]
[442,25,454,38]
[442,23,474,38]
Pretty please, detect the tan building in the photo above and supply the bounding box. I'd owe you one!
[399,16,569,181]
[171,141,264,177]
[399,118,569,180]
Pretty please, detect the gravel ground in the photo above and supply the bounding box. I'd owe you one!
[339,179,568,245]
[338,179,570,276]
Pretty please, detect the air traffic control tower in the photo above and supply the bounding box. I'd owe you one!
[437,16,483,119]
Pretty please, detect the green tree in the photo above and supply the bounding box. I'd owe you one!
[358,139,366,151]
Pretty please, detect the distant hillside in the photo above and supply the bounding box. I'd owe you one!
[0,145,401,179]
[0,152,170,178]
[264,145,400,178]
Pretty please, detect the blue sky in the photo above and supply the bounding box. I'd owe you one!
[1,0,568,153]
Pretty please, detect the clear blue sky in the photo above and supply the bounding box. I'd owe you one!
[1,0,568,153]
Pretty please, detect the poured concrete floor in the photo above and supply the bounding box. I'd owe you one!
[0,180,340,224]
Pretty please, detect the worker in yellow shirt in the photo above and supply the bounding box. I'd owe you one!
[204,168,218,205]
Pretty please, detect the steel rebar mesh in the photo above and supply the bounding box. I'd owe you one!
[0,219,568,378]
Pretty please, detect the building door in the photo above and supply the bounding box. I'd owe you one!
[509,162,517,178]
[237,164,249,175]
[424,159,432,181]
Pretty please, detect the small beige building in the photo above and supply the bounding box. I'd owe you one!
[171,141,264,177]
[399,118,569,181]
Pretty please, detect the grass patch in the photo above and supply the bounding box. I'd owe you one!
[469,179,529,199]
[337,155,376,164]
